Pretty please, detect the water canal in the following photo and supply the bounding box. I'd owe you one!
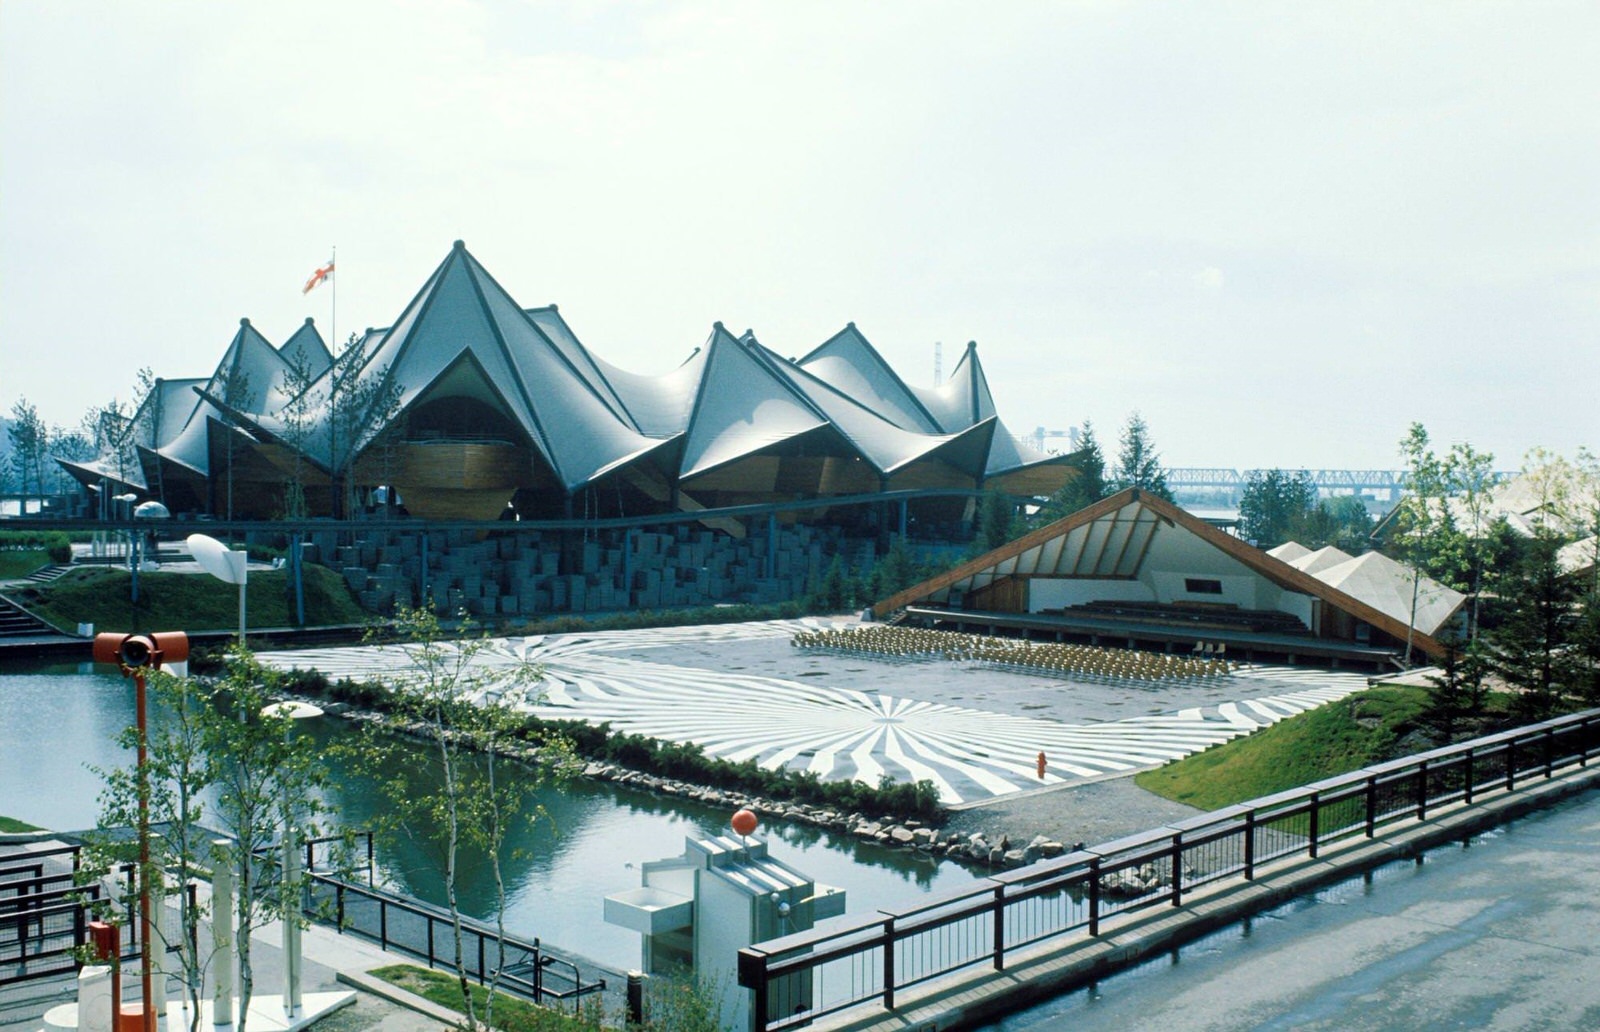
[0,662,981,975]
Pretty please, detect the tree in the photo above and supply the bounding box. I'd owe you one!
[1488,530,1576,721]
[1447,442,1498,636]
[1108,412,1171,501]
[7,398,47,510]
[1303,495,1374,552]
[81,649,326,1032]
[1390,424,1474,663]
[1238,470,1317,548]
[342,607,573,1030]
[973,490,1017,553]
[204,650,327,1031]
[1034,421,1106,524]
[1558,587,1600,707]
[277,353,318,519]
[82,667,215,1032]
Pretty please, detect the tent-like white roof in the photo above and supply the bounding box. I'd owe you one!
[1288,545,1356,576]
[57,240,1075,512]
[1313,551,1465,638]
[678,326,829,480]
[1266,541,1312,563]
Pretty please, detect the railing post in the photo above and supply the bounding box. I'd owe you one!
[1170,834,1183,907]
[478,934,486,982]
[748,953,771,1032]
[1243,810,1256,879]
[427,917,435,965]
[1506,739,1516,791]
[367,833,375,885]
[1416,760,1428,821]
[1088,858,1101,937]
[992,885,1005,971]
[1308,793,1320,859]
[1365,776,1377,837]
[379,899,388,951]
[336,884,345,930]
[882,917,896,1011]
[1545,726,1555,778]
[1581,716,1591,767]
[73,903,86,968]
[1464,748,1475,805]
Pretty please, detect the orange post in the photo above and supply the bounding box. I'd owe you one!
[1036,751,1047,779]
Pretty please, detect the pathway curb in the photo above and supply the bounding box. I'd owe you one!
[336,969,467,1028]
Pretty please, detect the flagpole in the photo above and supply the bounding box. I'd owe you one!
[330,246,337,351]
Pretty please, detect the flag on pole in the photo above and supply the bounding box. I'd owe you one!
[302,259,335,294]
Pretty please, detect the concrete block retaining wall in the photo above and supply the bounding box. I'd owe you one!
[306,521,866,617]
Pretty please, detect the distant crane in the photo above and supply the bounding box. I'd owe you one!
[1027,426,1079,454]
[933,341,943,385]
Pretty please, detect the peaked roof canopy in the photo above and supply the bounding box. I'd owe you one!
[876,489,1456,659]
[60,241,1075,519]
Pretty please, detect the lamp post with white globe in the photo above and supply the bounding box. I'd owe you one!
[187,533,248,643]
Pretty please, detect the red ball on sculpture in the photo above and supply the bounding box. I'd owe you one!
[731,809,758,837]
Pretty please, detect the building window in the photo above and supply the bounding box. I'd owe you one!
[1184,578,1223,594]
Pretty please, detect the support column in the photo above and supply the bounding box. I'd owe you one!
[210,841,233,1030]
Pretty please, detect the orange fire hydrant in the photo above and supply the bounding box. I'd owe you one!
[1036,751,1047,779]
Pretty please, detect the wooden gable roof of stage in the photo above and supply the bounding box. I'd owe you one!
[873,487,1448,658]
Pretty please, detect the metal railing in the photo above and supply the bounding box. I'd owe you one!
[737,709,1600,1032]
[0,845,142,987]
[300,863,606,1010]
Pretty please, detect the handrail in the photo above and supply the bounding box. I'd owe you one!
[737,708,1600,1032]
[302,868,606,1009]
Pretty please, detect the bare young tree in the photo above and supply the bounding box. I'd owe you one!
[341,607,575,1029]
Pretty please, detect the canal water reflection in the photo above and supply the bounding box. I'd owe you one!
[0,663,980,972]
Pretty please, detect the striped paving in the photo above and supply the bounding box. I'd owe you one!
[265,620,1371,805]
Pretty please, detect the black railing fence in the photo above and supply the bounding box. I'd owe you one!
[0,845,145,987]
[738,709,1600,1032]
[298,835,605,1010]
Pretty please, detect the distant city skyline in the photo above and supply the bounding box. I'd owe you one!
[2,2,1595,472]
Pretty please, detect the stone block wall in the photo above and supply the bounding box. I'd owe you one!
[312,520,861,618]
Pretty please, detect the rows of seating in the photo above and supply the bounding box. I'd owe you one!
[1066,600,1308,635]
[793,625,1235,681]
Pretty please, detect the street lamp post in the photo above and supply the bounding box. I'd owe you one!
[93,632,190,1032]
[186,534,247,644]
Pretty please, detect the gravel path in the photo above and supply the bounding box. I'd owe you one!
[942,774,1204,849]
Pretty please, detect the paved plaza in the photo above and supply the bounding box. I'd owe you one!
[265,620,1372,805]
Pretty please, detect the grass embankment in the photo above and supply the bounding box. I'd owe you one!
[0,816,43,833]
[370,964,605,1031]
[11,565,369,633]
[1135,685,1433,810]
[0,550,50,579]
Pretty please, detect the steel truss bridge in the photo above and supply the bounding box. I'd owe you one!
[1166,468,1516,502]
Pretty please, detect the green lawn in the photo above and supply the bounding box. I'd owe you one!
[1135,685,1434,810]
[12,564,370,633]
[0,816,43,833]
[369,964,605,1031]
[0,549,50,579]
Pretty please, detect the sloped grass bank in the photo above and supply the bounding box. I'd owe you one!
[13,565,369,633]
[1135,686,1433,811]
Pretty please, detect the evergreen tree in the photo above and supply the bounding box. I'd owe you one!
[1488,530,1576,721]
[1034,421,1106,524]
[1238,469,1318,548]
[974,491,1017,553]
[6,398,47,508]
[1108,412,1171,501]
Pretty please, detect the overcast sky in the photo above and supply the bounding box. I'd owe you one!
[2,1,1595,471]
